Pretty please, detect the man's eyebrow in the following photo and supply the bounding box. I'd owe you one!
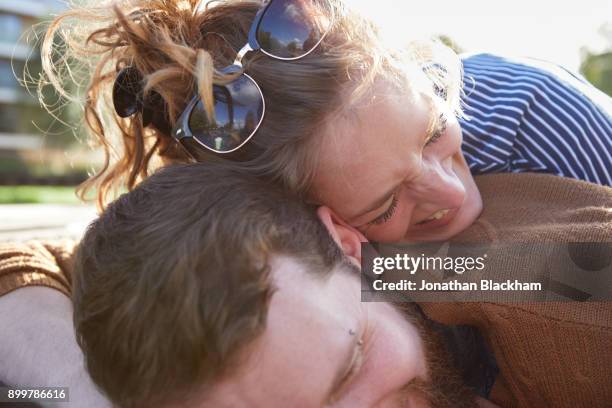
[325,335,362,402]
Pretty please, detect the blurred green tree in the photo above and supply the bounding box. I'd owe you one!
[436,34,464,54]
[580,23,612,96]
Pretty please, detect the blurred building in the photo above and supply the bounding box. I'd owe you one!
[0,0,89,184]
[0,0,63,148]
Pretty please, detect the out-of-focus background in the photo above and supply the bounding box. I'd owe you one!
[0,0,98,240]
[0,0,610,240]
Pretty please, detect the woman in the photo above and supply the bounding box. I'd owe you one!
[42,0,611,242]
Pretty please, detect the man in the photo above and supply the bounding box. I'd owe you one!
[70,163,481,407]
[0,165,610,407]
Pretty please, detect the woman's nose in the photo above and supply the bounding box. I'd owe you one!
[405,159,466,208]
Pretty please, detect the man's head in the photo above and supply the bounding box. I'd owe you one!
[74,163,476,407]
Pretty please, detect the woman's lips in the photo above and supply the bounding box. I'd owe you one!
[411,208,459,230]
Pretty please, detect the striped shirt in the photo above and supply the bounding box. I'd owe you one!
[459,53,612,186]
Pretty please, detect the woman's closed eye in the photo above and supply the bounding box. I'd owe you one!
[424,113,448,147]
[367,195,398,226]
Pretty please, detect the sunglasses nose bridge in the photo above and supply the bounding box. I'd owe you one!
[229,43,255,69]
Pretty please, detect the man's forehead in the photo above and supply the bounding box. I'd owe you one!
[206,256,362,405]
[267,255,358,329]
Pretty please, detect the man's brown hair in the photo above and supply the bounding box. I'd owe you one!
[73,163,345,407]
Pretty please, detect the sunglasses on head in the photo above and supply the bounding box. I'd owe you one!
[171,0,335,159]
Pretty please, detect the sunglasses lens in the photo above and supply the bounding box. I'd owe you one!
[188,74,264,153]
[257,0,332,59]
[113,67,143,117]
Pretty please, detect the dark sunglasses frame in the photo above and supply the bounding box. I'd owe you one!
[172,0,333,157]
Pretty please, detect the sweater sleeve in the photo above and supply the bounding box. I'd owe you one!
[0,239,76,298]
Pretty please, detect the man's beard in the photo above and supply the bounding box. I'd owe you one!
[393,302,479,408]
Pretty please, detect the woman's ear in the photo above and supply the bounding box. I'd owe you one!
[317,206,367,264]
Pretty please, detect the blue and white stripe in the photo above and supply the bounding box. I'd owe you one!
[459,53,612,186]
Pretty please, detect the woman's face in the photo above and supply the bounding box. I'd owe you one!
[313,86,483,243]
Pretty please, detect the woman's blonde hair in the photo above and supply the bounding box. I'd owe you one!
[40,0,463,208]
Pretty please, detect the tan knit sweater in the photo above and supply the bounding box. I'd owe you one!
[0,238,75,297]
[421,173,612,407]
[0,173,611,407]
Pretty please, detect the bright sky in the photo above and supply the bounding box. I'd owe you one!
[347,0,611,71]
